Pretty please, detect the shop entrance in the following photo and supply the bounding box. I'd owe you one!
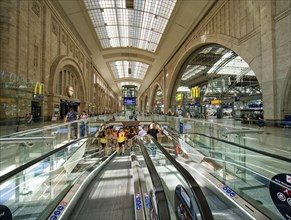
[60,99,80,119]
[31,101,42,122]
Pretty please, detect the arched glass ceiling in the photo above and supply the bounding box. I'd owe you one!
[180,46,256,86]
[175,45,261,103]
[208,52,255,76]
[83,0,177,52]
[118,82,140,90]
[109,60,149,79]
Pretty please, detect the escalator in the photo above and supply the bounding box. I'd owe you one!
[140,135,255,220]
[68,152,135,220]
[58,134,213,220]
[0,122,213,220]
[2,118,287,219]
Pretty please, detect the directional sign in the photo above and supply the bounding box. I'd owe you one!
[136,194,142,210]
[144,193,151,209]
[269,173,291,219]
[0,205,12,220]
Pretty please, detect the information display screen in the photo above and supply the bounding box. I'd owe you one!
[123,98,136,105]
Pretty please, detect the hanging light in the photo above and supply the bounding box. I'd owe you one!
[128,67,132,74]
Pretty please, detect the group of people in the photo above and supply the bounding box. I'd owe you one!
[96,122,162,156]
[241,112,265,127]
[97,126,138,156]
[65,108,89,138]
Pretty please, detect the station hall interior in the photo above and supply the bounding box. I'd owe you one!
[0,0,291,220]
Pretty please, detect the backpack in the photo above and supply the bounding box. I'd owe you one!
[67,111,77,121]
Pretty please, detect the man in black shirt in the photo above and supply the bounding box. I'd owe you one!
[147,123,160,140]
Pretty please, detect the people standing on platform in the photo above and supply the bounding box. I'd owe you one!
[117,127,126,155]
[25,112,33,126]
[186,111,192,119]
[98,130,107,156]
[111,126,118,150]
[147,123,160,141]
[127,128,136,151]
[65,107,78,139]
[138,126,147,137]
[106,127,116,154]
[257,112,265,127]
[246,114,253,125]
[80,110,88,137]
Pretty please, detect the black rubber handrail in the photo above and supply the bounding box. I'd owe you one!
[145,135,214,220]
[164,127,291,163]
[138,138,171,220]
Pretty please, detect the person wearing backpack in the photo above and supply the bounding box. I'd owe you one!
[65,107,78,139]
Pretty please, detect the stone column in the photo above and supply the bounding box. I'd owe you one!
[260,1,276,120]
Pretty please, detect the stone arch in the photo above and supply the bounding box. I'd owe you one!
[166,35,262,109]
[149,82,163,112]
[49,56,87,101]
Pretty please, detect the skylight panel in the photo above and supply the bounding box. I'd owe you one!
[217,56,253,75]
[207,51,234,74]
[83,0,177,52]
[181,65,207,81]
[109,60,149,80]
[177,86,190,92]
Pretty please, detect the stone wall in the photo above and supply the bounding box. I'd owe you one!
[0,0,117,122]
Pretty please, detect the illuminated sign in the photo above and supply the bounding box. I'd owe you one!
[176,93,183,101]
[190,86,200,98]
[211,100,221,105]
[124,98,136,105]
[33,82,44,99]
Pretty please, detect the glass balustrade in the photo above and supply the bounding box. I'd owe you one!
[0,119,103,177]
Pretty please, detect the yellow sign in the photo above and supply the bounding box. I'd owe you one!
[191,86,200,98]
[176,93,183,101]
[211,100,221,105]
[34,82,44,95]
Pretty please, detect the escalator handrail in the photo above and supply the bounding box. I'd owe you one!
[0,136,56,142]
[146,135,214,220]
[0,129,102,183]
[164,127,291,163]
[137,138,171,220]
[1,119,103,138]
